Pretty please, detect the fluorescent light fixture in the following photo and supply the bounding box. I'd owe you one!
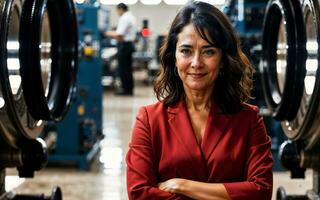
[164,0,188,5]
[140,0,162,5]
[99,0,138,5]
[196,0,226,5]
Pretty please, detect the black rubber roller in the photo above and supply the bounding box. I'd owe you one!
[19,0,78,121]
[261,0,306,121]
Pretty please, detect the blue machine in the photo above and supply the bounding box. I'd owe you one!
[41,1,108,170]
[223,0,285,171]
[223,0,268,36]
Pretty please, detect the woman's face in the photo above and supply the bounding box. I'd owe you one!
[175,23,222,94]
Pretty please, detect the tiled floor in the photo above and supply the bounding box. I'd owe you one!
[5,79,314,200]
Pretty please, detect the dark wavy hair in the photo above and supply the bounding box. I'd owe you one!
[154,1,253,114]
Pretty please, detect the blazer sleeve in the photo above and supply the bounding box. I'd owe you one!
[126,107,187,200]
[223,107,273,200]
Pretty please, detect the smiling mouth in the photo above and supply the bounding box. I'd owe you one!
[189,73,206,79]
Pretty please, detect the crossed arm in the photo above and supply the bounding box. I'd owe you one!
[159,178,231,200]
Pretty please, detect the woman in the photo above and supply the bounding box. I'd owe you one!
[126,2,273,200]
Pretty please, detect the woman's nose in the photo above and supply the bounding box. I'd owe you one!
[191,53,202,68]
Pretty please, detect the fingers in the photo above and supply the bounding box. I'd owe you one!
[158,179,178,193]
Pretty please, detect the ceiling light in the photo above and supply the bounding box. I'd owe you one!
[164,0,188,5]
[99,0,138,5]
[140,0,162,5]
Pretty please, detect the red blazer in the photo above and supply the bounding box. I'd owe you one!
[126,100,273,200]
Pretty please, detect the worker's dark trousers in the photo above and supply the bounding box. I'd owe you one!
[117,42,134,93]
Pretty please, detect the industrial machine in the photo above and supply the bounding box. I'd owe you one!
[41,0,106,171]
[0,0,78,199]
[261,0,320,199]
[223,0,286,171]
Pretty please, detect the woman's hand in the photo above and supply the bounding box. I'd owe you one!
[158,178,186,193]
[159,179,231,200]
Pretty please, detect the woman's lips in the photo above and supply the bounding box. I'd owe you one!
[189,73,206,79]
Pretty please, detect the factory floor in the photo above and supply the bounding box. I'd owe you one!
[5,74,313,200]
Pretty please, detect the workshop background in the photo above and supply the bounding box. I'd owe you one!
[0,0,318,199]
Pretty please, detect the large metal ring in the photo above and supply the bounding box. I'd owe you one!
[19,0,78,121]
[281,0,320,150]
[261,0,306,121]
[0,0,44,148]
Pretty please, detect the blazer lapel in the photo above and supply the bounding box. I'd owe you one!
[168,100,208,180]
[201,101,231,162]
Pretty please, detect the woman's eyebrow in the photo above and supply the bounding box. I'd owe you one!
[202,45,215,49]
[178,44,192,48]
[177,44,216,49]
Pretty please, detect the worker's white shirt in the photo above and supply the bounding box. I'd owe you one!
[116,11,137,42]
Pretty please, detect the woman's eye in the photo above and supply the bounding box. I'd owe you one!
[180,49,192,55]
[202,49,215,56]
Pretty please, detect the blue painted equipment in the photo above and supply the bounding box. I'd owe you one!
[41,2,108,170]
[223,0,268,36]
